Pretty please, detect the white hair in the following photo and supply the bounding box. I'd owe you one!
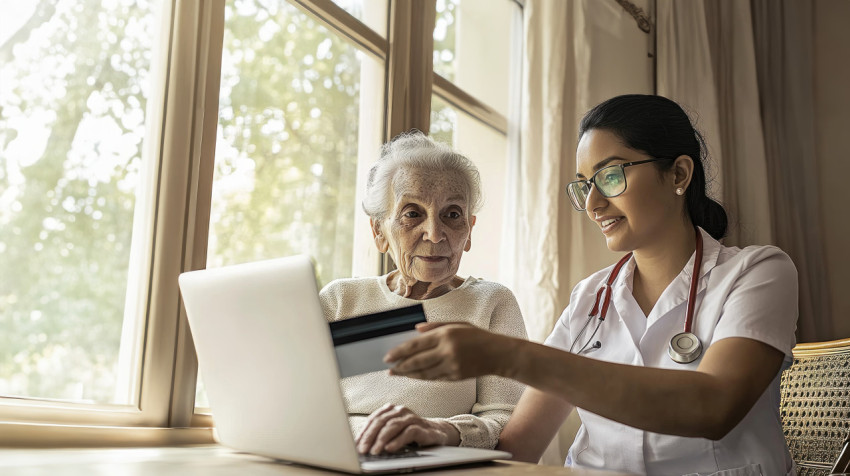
[362,131,483,221]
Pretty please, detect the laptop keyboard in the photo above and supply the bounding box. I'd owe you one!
[359,447,424,462]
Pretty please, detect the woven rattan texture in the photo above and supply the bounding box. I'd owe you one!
[780,350,850,475]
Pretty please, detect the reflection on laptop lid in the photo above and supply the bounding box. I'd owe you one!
[178,255,511,474]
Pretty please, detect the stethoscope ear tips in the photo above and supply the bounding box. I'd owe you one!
[591,341,601,349]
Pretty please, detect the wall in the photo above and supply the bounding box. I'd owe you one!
[814,0,850,340]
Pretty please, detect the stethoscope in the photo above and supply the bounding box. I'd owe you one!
[569,229,704,364]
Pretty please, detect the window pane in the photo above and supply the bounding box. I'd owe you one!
[433,0,517,117]
[0,1,159,404]
[197,0,384,410]
[430,96,508,283]
[329,0,388,37]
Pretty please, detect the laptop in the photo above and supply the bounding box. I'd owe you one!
[177,255,511,474]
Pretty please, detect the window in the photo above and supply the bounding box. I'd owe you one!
[0,0,160,407]
[430,0,521,283]
[195,0,386,410]
[430,97,510,282]
[206,0,384,287]
[0,0,522,436]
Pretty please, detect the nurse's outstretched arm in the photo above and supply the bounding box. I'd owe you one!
[387,326,783,440]
[496,387,574,463]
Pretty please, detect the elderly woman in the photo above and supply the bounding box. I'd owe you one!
[319,131,527,455]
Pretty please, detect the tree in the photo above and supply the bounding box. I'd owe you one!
[0,0,365,404]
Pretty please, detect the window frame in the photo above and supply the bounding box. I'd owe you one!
[0,0,226,433]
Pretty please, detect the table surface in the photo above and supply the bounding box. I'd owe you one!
[0,445,632,475]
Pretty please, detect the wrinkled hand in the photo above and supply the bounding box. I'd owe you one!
[356,404,460,454]
[384,322,511,381]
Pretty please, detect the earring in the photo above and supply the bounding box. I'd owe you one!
[675,187,684,196]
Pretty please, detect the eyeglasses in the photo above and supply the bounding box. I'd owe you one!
[566,157,674,211]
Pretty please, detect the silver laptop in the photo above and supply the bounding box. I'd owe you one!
[178,255,511,474]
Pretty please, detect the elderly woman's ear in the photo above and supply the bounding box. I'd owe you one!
[370,218,390,253]
[464,215,476,252]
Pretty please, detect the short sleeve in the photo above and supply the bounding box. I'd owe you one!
[711,247,798,357]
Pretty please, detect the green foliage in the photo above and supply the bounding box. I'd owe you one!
[433,0,458,81]
[209,0,362,288]
[0,0,365,404]
[0,0,153,403]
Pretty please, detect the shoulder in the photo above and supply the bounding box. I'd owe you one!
[462,278,519,302]
[715,243,797,282]
[459,278,527,337]
[319,276,386,321]
[319,276,381,297]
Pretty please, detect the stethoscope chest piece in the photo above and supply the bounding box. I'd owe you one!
[668,331,702,364]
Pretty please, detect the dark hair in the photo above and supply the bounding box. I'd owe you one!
[578,94,727,239]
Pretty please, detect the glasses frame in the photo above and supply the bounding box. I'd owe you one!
[566,157,675,211]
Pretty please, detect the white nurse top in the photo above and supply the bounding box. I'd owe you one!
[545,228,798,476]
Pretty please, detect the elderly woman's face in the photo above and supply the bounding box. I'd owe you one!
[373,167,474,286]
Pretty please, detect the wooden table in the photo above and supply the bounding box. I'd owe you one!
[0,445,631,475]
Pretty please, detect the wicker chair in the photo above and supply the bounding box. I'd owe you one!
[780,338,850,476]
[830,431,849,474]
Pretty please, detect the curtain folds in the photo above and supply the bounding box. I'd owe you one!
[656,0,774,247]
[507,0,575,343]
[509,0,653,344]
[750,0,832,342]
[647,0,833,341]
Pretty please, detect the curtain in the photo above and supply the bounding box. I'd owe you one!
[506,0,578,343]
[750,0,832,342]
[656,0,773,247]
[657,0,832,342]
[508,0,655,465]
[509,0,656,344]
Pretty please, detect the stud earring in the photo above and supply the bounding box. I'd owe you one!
[675,187,684,196]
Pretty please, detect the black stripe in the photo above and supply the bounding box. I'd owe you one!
[330,304,426,346]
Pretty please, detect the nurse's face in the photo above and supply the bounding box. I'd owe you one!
[575,129,684,253]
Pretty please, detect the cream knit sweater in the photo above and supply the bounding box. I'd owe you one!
[319,275,527,449]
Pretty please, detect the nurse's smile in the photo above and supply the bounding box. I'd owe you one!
[596,215,625,234]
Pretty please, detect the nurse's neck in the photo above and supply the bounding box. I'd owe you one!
[631,223,698,316]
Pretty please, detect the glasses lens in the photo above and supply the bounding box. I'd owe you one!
[567,182,589,210]
[594,165,626,197]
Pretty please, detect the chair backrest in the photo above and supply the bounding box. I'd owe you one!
[780,338,850,476]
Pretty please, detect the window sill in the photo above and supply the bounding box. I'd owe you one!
[0,422,215,448]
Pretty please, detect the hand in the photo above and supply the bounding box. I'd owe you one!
[356,404,460,454]
[384,322,514,381]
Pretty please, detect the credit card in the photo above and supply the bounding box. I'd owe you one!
[329,304,426,378]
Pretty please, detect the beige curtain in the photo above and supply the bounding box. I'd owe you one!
[750,0,832,342]
[656,0,773,247]
[657,0,832,342]
[506,0,577,343]
[509,0,655,344]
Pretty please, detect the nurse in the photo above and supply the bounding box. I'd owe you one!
[379,95,799,475]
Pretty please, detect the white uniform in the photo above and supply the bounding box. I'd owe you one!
[545,228,798,475]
